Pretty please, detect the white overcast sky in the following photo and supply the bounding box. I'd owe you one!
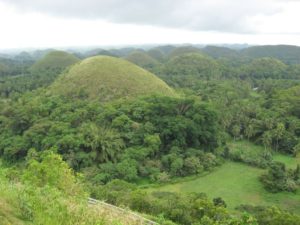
[1,0,300,49]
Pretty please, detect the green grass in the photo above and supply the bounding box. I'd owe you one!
[228,140,266,156]
[273,154,300,169]
[0,198,26,225]
[150,162,300,213]
[229,140,300,169]
[50,56,177,101]
[150,141,300,213]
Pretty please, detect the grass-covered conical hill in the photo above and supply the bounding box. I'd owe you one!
[49,56,176,101]
[30,50,80,74]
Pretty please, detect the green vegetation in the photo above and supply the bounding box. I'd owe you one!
[167,46,202,59]
[241,45,300,64]
[0,56,33,77]
[150,161,300,214]
[93,179,258,225]
[147,48,165,62]
[260,161,300,193]
[242,58,289,79]
[1,44,300,224]
[30,50,80,74]
[160,53,221,87]
[50,56,176,101]
[124,50,160,69]
[0,153,162,225]
[273,154,300,169]
[227,141,272,168]
[202,45,239,59]
[0,51,80,98]
[0,94,221,183]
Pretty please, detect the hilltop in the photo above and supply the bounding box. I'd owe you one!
[49,56,176,101]
[168,46,203,59]
[30,50,80,73]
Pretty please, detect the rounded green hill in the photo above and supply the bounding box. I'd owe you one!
[30,51,80,73]
[50,56,176,101]
[124,50,159,68]
[164,53,221,80]
[168,46,202,59]
[147,48,165,62]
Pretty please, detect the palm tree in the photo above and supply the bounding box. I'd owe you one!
[81,123,124,163]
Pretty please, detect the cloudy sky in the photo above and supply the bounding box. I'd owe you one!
[0,0,300,49]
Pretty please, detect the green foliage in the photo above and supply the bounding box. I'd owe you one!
[1,45,300,224]
[260,161,300,193]
[0,56,33,77]
[241,45,300,64]
[0,72,58,98]
[80,123,125,163]
[241,58,288,79]
[94,180,257,225]
[202,45,239,59]
[192,80,300,155]
[167,46,203,59]
[161,53,221,87]
[147,48,165,62]
[227,141,272,168]
[237,205,300,225]
[151,161,300,214]
[30,50,80,74]
[124,50,160,69]
[22,150,84,195]
[0,93,221,182]
[0,155,123,225]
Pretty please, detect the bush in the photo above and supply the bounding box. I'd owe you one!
[260,162,299,192]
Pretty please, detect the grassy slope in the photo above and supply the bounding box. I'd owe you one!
[50,56,176,101]
[0,199,26,225]
[0,167,147,225]
[150,141,300,213]
[30,51,80,72]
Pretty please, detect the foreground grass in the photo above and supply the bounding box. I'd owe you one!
[150,162,300,214]
[0,157,146,225]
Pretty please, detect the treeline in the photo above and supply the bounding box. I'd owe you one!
[0,93,223,183]
[0,71,59,98]
[153,55,300,88]
[0,57,33,77]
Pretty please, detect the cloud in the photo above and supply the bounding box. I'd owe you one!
[0,0,288,33]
